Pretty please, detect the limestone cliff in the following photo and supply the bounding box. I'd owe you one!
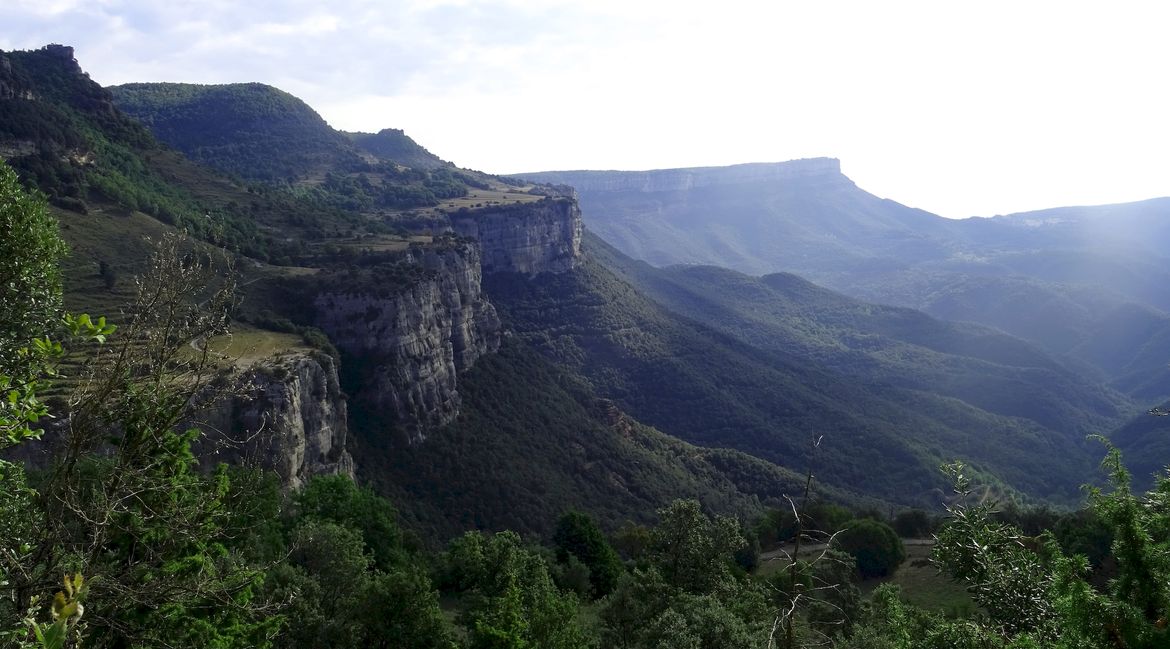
[200,352,354,490]
[450,197,582,274]
[313,242,501,443]
[516,158,846,194]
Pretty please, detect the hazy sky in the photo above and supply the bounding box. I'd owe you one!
[4,0,1169,218]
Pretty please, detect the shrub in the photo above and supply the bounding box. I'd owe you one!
[833,518,905,578]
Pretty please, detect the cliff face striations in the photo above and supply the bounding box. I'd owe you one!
[204,352,354,490]
[313,242,501,443]
[450,197,583,274]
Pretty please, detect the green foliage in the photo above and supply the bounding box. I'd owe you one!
[109,82,478,212]
[19,574,88,649]
[0,233,279,649]
[552,511,624,598]
[293,474,406,570]
[0,161,66,365]
[838,584,1009,649]
[833,519,905,579]
[351,340,778,541]
[269,518,453,649]
[0,161,67,446]
[893,510,934,539]
[110,81,360,182]
[647,500,745,592]
[928,451,1170,648]
[600,500,768,649]
[442,530,593,649]
[346,128,449,170]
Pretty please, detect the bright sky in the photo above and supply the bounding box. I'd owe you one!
[4,0,1170,217]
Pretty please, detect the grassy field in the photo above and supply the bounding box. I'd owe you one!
[435,189,543,212]
[202,326,310,367]
[757,540,976,617]
[858,542,976,617]
[322,233,432,253]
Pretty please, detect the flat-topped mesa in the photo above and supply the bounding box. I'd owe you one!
[519,158,847,194]
[312,242,501,444]
[450,197,583,274]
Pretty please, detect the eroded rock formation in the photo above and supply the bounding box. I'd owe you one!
[314,242,501,443]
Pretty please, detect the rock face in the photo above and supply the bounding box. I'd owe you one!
[450,197,583,274]
[517,158,845,194]
[203,352,354,490]
[313,242,501,443]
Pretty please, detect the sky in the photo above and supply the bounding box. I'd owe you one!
[4,0,1170,218]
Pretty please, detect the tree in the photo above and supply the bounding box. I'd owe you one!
[601,500,769,649]
[2,228,281,648]
[443,531,593,649]
[293,474,406,570]
[929,450,1170,647]
[269,518,453,649]
[892,510,932,539]
[646,500,745,593]
[0,160,111,648]
[833,519,905,579]
[552,511,624,597]
[0,161,68,447]
[0,163,67,365]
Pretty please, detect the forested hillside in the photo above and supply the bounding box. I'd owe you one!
[523,164,1170,406]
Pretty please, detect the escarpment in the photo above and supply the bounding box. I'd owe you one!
[199,352,354,490]
[450,197,583,274]
[515,158,846,194]
[313,242,501,443]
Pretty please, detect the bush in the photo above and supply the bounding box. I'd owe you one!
[893,509,933,538]
[833,518,905,579]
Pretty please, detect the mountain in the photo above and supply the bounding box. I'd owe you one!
[520,162,1170,404]
[346,128,450,170]
[479,236,1135,507]
[108,81,520,221]
[518,159,954,278]
[110,81,360,181]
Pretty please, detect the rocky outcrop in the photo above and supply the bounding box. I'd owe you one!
[450,197,582,274]
[517,158,846,194]
[200,352,354,490]
[313,242,500,443]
